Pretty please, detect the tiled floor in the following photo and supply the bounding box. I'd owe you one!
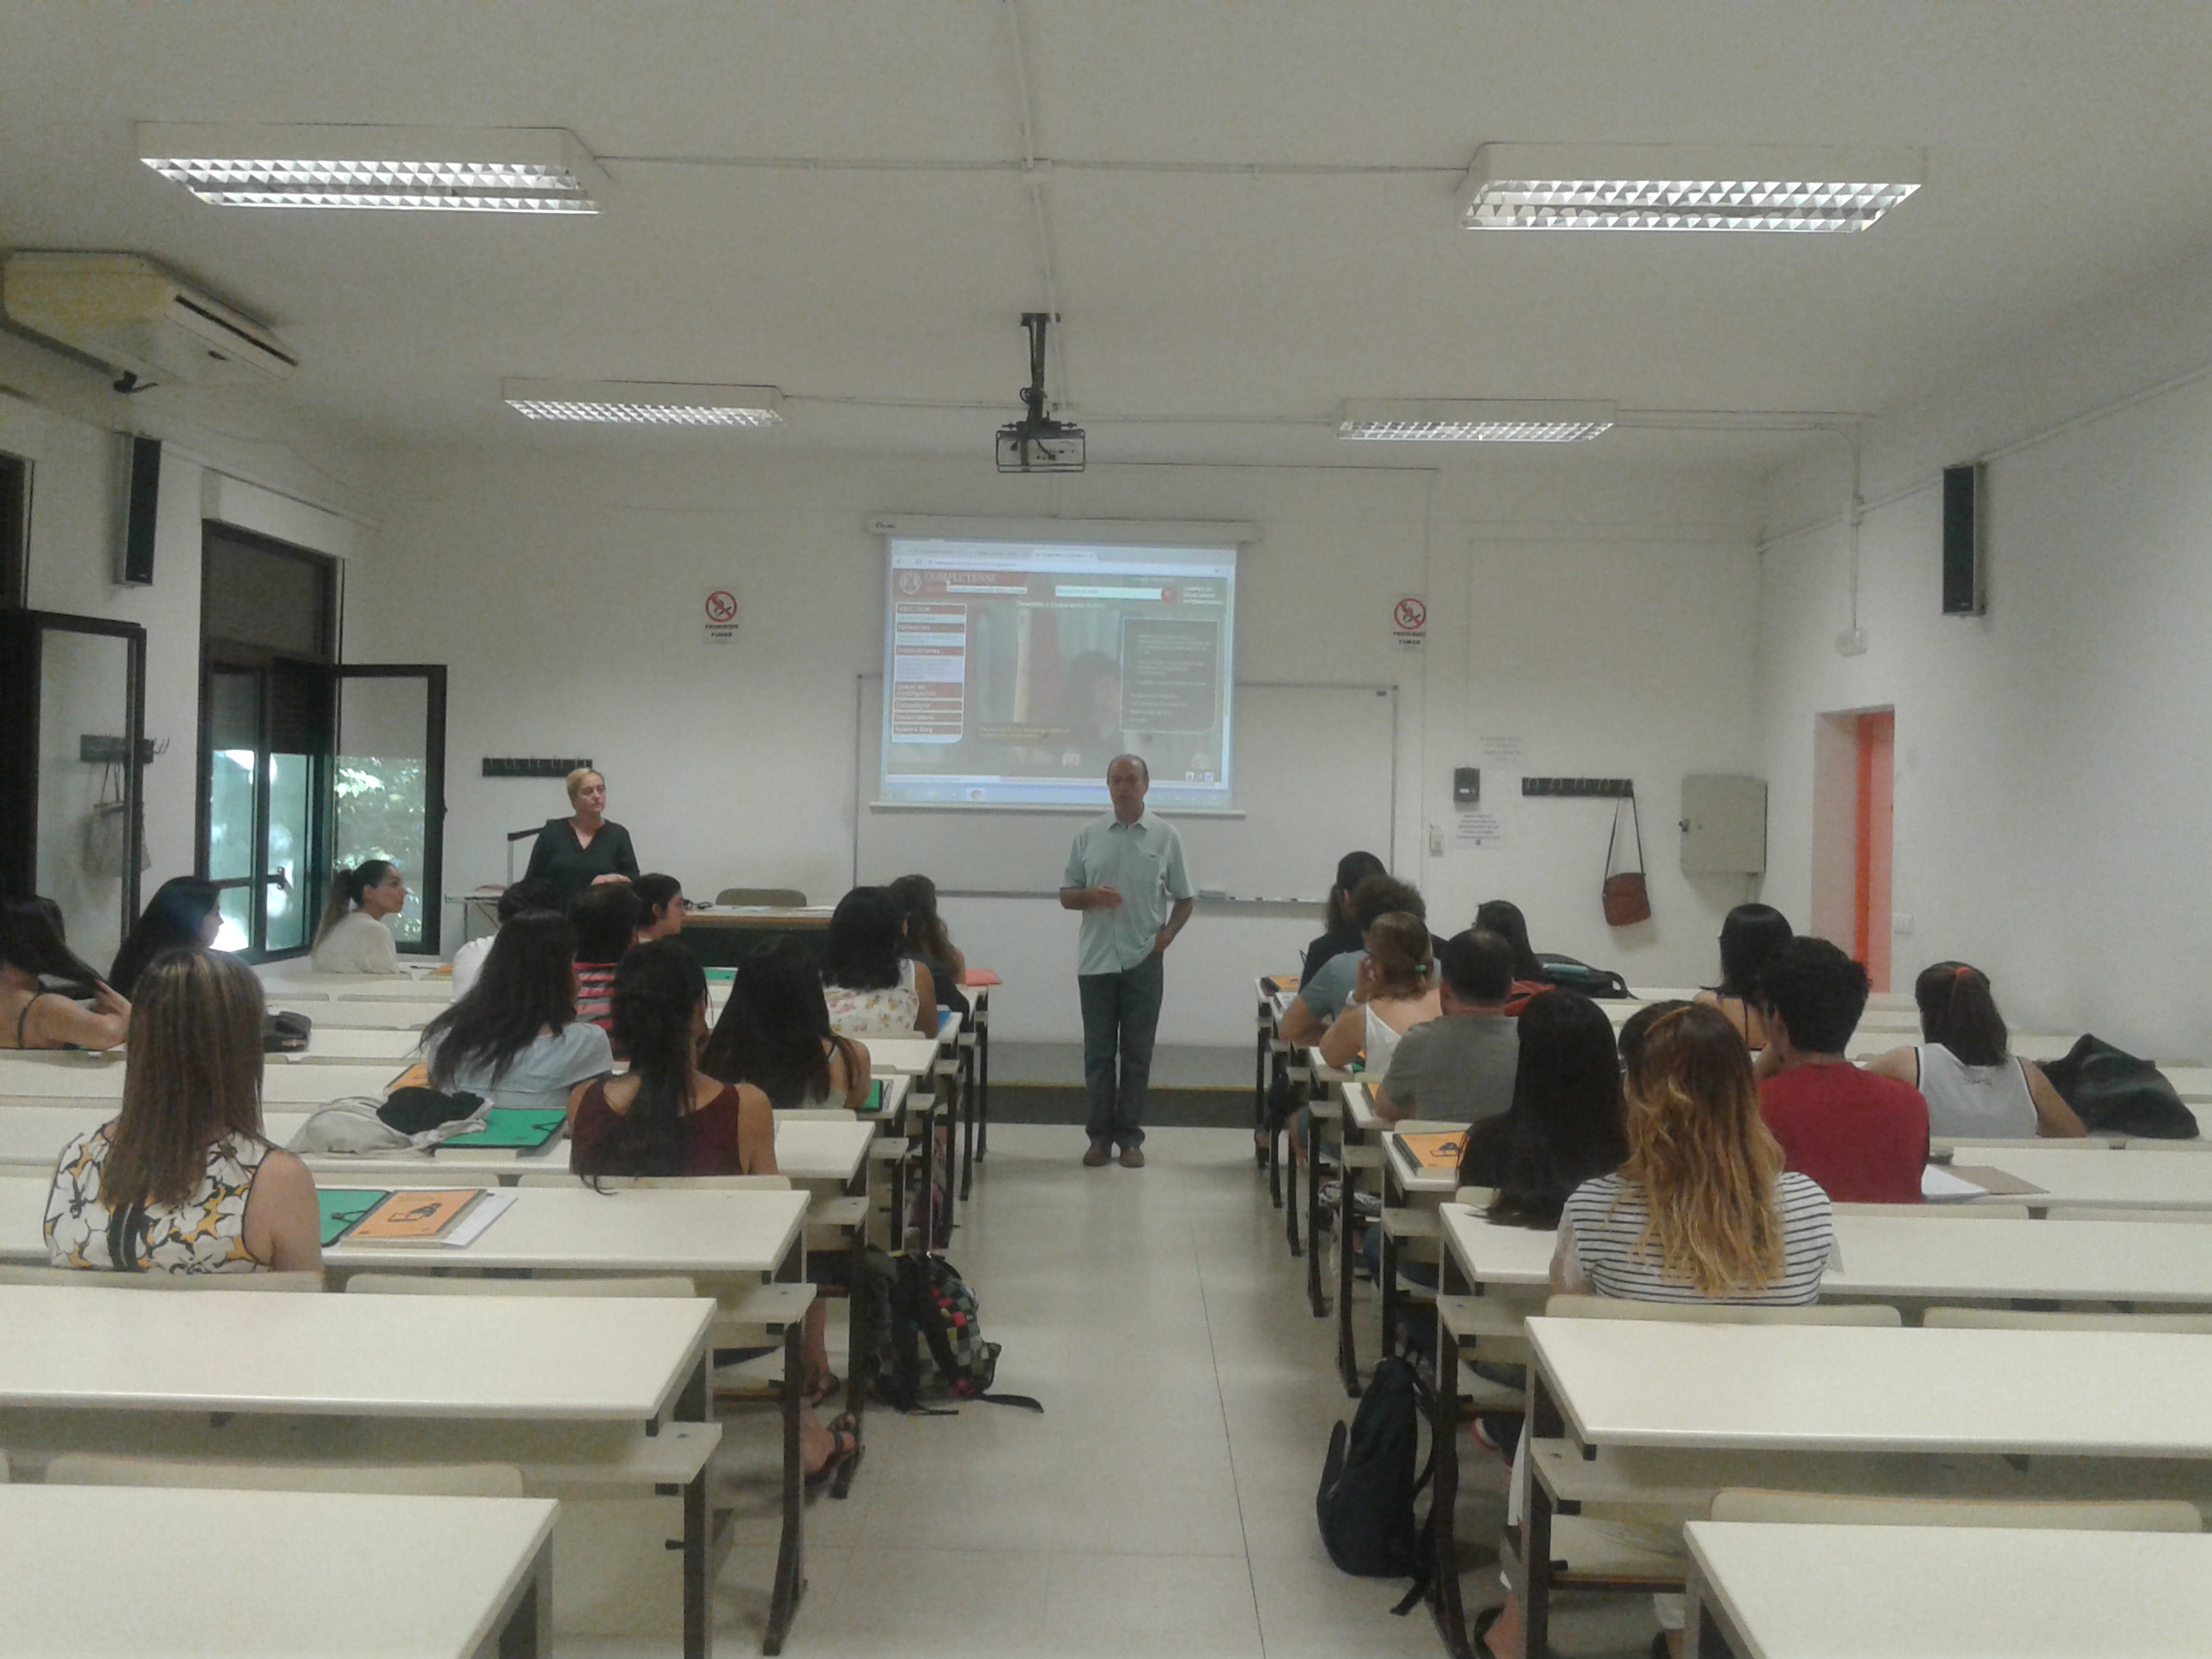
[562,1124,1652,1657]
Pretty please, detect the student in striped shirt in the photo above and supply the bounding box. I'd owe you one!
[1478,1002,1833,1659]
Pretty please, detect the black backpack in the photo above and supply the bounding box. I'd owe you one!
[2041,1036,2201,1139]
[1535,953,1632,1000]
[1316,1356,1436,1607]
[855,1248,1042,1415]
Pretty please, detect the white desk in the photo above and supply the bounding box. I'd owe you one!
[769,1116,876,1188]
[0,1057,404,1106]
[275,1000,453,1030]
[861,1036,939,1075]
[0,1483,558,1659]
[1683,1520,2212,1659]
[258,971,455,1000]
[1974,1146,2212,1211]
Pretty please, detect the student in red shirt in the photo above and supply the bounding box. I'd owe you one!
[1755,936,1929,1203]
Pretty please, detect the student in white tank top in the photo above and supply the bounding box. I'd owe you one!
[1318,912,1439,1074]
[1866,960,2087,1139]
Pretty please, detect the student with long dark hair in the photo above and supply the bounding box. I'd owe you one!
[632,873,687,942]
[568,941,855,1471]
[701,937,872,1110]
[311,860,406,973]
[568,880,645,1031]
[1867,961,2085,1138]
[422,911,613,1114]
[1302,849,1388,985]
[450,878,556,999]
[1473,898,1551,1013]
[1458,989,1629,1229]
[820,886,936,1038]
[1279,873,1426,1045]
[887,873,966,1015]
[108,877,223,999]
[1694,902,1793,1049]
[0,898,129,1050]
[46,949,319,1273]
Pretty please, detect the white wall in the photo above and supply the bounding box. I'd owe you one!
[1758,367,2212,1062]
[349,444,1760,1045]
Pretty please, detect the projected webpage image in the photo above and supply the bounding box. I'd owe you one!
[882,537,1237,808]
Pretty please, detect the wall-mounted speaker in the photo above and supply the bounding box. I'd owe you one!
[115,435,160,586]
[1941,462,1986,617]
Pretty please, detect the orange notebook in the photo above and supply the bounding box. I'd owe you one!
[348,1188,485,1242]
[1393,1130,1467,1173]
[961,969,1002,988]
[388,1062,431,1092]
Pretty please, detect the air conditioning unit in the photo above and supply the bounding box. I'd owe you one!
[2,252,298,386]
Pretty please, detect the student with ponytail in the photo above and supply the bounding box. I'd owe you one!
[568,939,858,1477]
[1868,961,2085,1139]
[310,860,407,973]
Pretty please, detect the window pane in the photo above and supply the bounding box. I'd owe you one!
[265,751,312,953]
[336,677,428,951]
[33,628,134,969]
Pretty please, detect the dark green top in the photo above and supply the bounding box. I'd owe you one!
[522,817,640,906]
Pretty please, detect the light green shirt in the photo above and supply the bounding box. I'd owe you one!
[1062,810,1195,975]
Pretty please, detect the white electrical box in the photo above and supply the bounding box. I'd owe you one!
[1680,775,1767,874]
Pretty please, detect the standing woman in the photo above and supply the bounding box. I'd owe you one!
[523,769,641,908]
[0,898,131,1050]
[46,949,321,1273]
[311,860,407,973]
[108,877,223,999]
[1694,902,1794,1050]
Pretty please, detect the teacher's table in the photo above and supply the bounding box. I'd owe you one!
[1501,1318,2212,1659]
[1682,1520,2212,1659]
[0,1483,561,1659]
[678,906,835,969]
[0,1284,735,1658]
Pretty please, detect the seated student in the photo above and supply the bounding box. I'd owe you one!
[1319,911,1440,1075]
[1375,930,1522,1127]
[310,860,408,974]
[45,949,321,1273]
[1301,850,1389,987]
[821,886,936,1039]
[888,872,969,1017]
[450,878,556,1000]
[1694,902,1793,1050]
[631,873,687,943]
[3,898,132,1051]
[568,942,856,1462]
[107,877,223,999]
[1617,997,1694,1070]
[1472,899,1552,1014]
[568,880,645,1031]
[702,937,873,1110]
[421,911,615,1115]
[1867,961,2086,1139]
[1458,988,1629,1227]
[1279,873,1425,1046]
[1477,1002,1832,1659]
[1756,936,1929,1203]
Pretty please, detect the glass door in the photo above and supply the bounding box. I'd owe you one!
[201,656,325,957]
[331,666,446,953]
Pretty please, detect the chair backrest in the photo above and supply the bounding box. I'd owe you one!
[520,1170,790,1191]
[1545,1293,1902,1328]
[715,887,807,908]
[1833,1201,2033,1220]
[46,1453,525,1498]
[1711,1487,2201,1532]
[0,1264,322,1293]
[344,1272,696,1297]
[1924,1305,2212,1334]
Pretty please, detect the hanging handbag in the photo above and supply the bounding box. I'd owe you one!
[1601,793,1651,927]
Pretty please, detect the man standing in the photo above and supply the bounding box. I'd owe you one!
[1060,754,1195,1168]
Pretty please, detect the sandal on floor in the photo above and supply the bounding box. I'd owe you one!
[804,1415,860,1495]
[1471,1605,1509,1659]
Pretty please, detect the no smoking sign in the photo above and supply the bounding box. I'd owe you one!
[702,588,741,646]
[1392,594,1427,648]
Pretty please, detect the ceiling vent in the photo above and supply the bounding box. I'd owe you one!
[2,252,299,387]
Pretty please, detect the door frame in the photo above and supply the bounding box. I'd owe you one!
[332,663,448,956]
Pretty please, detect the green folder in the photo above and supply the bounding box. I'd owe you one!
[858,1079,884,1115]
[319,1188,390,1247]
[436,1108,567,1151]
[703,967,737,984]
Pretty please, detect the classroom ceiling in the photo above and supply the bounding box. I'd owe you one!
[4,1,2212,477]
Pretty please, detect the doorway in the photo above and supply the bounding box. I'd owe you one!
[1810,708,1894,991]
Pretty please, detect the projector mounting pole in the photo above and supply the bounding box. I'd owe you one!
[1019,311,1057,421]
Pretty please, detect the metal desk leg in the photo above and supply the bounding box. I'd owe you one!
[1336,1146,1361,1395]
[957,1038,977,1201]
[1255,1011,1269,1167]
[975,994,991,1163]
[483,1528,552,1659]
[677,1355,712,1659]
[1380,1209,1400,1361]
[1429,1316,1471,1658]
[1524,1369,1565,1659]
[833,1226,869,1500]
[1307,1113,1328,1316]
[762,1324,807,1655]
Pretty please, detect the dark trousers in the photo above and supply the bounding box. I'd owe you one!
[1078,951,1164,1148]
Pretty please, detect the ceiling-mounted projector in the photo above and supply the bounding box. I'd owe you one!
[996,311,1084,473]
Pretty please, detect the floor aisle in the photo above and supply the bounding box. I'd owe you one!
[566,1125,1648,1657]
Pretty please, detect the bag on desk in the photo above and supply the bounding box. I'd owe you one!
[2041,1035,2200,1139]
[263,1009,313,1054]
[862,1249,1041,1414]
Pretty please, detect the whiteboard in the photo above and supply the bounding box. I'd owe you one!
[853,678,1396,901]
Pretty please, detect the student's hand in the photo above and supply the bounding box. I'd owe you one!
[1352,954,1379,1004]
[590,872,629,886]
[90,981,130,1018]
[1090,884,1123,910]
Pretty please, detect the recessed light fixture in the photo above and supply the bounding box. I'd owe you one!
[137,124,608,212]
[1338,400,1616,442]
[1460,144,1921,233]
[501,380,785,426]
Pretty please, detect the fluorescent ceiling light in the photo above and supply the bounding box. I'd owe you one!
[1461,144,1921,232]
[138,124,607,212]
[1338,400,1615,442]
[501,380,784,426]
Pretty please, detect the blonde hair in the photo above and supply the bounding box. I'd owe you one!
[105,950,267,1210]
[1618,1002,1786,1297]
[565,767,604,804]
[1364,911,1432,1001]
